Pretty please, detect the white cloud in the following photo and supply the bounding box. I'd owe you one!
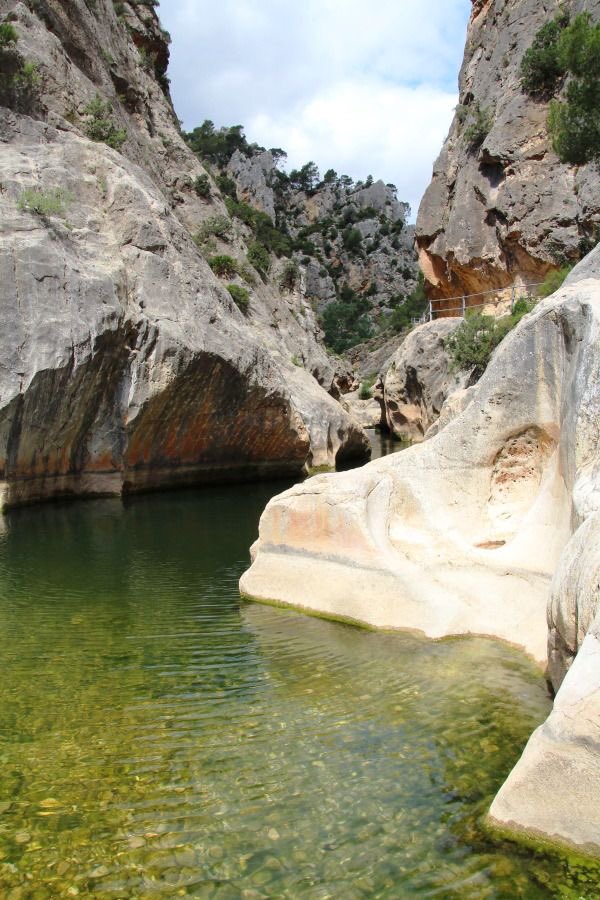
[158,0,471,219]
[249,80,457,218]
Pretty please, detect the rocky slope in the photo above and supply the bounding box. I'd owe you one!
[240,248,600,855]
[230,153,417,328]
[416,0,600,300]
[0,0,369,508]
[185,129,418,347]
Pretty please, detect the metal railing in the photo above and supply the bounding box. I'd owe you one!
[428,281,545,321]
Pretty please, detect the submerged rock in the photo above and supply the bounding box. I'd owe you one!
[241,246,600,856]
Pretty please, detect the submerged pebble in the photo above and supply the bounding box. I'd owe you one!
[0,490,597,896]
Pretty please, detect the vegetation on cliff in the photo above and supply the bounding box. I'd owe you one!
[184,120,418,352]
[0,19,40,112]
[520,12,600,164]
[444,299,536,379]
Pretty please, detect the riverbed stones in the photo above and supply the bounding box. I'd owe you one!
[241,247,600,856]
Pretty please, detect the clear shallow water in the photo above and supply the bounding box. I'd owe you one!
[0,485,599,898]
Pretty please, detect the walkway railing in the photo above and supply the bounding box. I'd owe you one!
[426,281,546,322]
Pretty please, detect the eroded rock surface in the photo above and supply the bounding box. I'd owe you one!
[0,0,368,507]
[488,515,600,854]
[342,390,383,430]
[241,247,600,856]
[382,319,468,442]
[416,0,600,299]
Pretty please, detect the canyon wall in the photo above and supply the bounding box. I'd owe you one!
[416,0,600,301]
[0,0,369,508]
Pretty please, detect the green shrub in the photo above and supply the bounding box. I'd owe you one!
[279,259,299,290]
[578,225,600,259]
[291,237,316,256]
[18,187,70,218]
[444,313,499,377]
[0,22,18,47]
[519,13,600,164]
[225,197,291,256]
[389,273,428,332]
[455,103,469,124]
[215,174,237,198]
[519,12,569,97]
[193,174,211,198]
[538,265,572,298]
[0,23,40,112]
[358,376,376,400]
[227,283,249,312]
[320,290,373,353]
[463,102,493,148]
[547,14,600,164]
[342,226,362,253]
[208,254,238,277]
[194,214,231,244]
[289,161,319,192]
[13,60,39,92]
[356,206,378,221]
[445,300,536,379]
[84,95,127,150]
[186,120,251,167]
[247,241,270,275]
[238,263,257,286]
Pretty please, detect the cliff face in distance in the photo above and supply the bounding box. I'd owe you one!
[226,147,417,329]
[416,0,600,299]
[183,126,418,352]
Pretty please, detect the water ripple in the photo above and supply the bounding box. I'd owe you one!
[0,488,596,897]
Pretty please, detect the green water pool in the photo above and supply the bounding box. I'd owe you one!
[0,483,598,898]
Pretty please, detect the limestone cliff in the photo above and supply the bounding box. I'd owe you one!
[0,0,368,508]
[226,149,417,328]
[381,319,469,443]
[416,0,600,300]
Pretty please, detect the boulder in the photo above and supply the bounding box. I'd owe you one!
[342,390,383,429]
[241,248,600,855]
[382,319,468,442]
[488,532,600,855]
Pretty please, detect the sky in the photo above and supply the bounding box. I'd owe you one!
[157,0,472,221]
